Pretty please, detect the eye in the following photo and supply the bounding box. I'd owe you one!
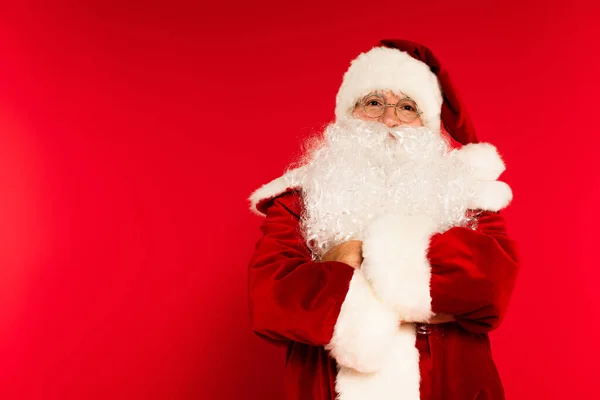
[362,95,385,107]
[398,99,418,113]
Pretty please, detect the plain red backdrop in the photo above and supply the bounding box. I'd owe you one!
[1,1,599,399]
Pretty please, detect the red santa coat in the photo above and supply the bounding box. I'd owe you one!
[248,188,518,400]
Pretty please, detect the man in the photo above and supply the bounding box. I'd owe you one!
[247,39,519,400]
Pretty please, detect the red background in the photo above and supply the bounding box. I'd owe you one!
[1,1,599,399]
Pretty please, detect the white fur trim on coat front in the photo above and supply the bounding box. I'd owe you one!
[334,214,437,400]
[335,47,443,135]
[326,271,399,373]
[335,323,421,400]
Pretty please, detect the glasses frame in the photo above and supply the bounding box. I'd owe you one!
[356,93,422,122]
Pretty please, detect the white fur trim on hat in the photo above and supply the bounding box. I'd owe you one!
[335,47,443,134]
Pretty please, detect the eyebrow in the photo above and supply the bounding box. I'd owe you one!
[360,91,416,102]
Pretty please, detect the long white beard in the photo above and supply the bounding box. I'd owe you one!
[294,119,475,258]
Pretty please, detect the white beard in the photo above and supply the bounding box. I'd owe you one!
[294,119,475,258]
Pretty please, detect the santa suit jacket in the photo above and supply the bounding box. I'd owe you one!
[248,188,519,400]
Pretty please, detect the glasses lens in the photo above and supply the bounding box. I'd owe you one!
[396,99,419,122]
[362,95,385,118]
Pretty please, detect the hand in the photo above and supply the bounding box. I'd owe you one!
[428,313,455,324]
[320,240,363,269]
[400,312,455,326]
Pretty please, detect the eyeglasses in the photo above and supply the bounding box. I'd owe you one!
[355,93,421,122]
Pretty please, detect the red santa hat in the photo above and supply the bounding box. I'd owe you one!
[335,39,479,145]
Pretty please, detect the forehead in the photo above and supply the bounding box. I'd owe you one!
[373,89,404,96]
[360,89,415,102]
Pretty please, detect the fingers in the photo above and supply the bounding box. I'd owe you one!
[319,240,364,269]
[428,313,455,324]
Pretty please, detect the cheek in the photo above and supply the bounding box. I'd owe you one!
[352,108,370,121]
[409,116,424,127]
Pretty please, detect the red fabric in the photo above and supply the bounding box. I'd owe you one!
[429,212,520,333]
[248,191,519,400]
[379,39,479,145]
[248,190,355,347]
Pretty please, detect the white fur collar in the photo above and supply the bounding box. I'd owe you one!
[248,166,306,216]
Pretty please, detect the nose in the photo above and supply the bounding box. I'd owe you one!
[380,105,400,128]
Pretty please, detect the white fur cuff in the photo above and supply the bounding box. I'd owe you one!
[361,214,436,322]
[326,271,399,373]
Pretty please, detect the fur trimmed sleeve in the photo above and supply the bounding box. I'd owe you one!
[428,211,520,333]
[248,192,398,371]
[360,214,437,323]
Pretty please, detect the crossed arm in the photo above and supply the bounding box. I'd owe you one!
[249,193,519,365]
[319,239,456,325]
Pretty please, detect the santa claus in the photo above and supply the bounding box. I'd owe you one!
[247,39,519,400]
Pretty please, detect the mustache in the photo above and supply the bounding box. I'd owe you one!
[320,120,449,158]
